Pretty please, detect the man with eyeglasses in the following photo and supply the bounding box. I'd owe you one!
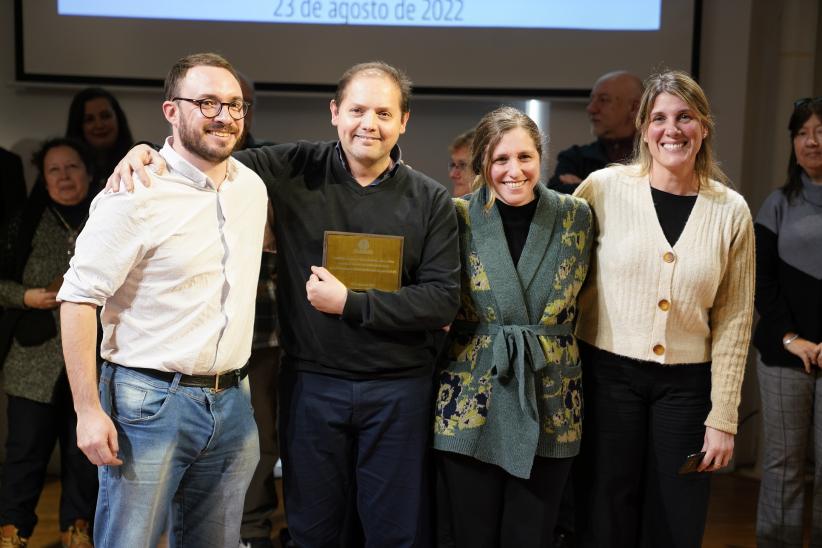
[448,129,474,197]
[58,53,267,547]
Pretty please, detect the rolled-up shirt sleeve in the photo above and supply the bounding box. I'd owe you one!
[58,186,150,306]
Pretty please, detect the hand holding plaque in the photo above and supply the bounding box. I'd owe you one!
[322,231,404,292]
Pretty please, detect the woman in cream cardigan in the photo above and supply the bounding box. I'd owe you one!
[573,71,755,548]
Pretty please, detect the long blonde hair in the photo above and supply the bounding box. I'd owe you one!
[632,70,728,186]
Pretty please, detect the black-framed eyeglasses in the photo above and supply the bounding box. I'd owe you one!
[172,97,251,120]
[448,160,469,171]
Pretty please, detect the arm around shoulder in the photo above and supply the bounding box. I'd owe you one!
[572,173,598,204]
[233,142,303,188]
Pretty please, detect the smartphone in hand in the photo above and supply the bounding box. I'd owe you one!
[678,451,707,475]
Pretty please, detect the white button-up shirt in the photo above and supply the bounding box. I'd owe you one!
[58,139,268,375]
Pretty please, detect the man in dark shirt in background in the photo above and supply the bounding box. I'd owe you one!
[548,71,643,195]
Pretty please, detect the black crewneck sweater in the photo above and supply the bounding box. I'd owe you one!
[235,141,460,379]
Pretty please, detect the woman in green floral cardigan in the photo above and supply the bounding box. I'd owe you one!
[433,107,592,547]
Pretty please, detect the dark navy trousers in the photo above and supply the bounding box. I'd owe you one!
[279,366,433,548]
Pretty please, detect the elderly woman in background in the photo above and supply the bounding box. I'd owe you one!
[433,106,592,547]
[0,138,98,548]
[754,97,822,547]
[573,71,755,548]
[65,87,134,183]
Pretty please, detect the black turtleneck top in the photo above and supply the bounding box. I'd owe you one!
[495,193,539,266]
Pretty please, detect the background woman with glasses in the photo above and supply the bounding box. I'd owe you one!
[0,138,99,547]
[448,129,474,197]
[754,96,822,547]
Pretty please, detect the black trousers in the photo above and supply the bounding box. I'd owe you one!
[241,346,281,540]
[436,450,573,548]
[575,343,712,548]
[279,367,433,548]
[0,375,98,537]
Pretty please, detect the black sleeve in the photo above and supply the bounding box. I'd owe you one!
[0,210,21,280]
[341,188,461,331]
[233,144,297,188]
[0,150,27,226]
[135,140,162,151]
[754,222,795,339]
[548,146,585,194]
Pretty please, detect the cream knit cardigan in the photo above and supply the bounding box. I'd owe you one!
[574,165,755,434]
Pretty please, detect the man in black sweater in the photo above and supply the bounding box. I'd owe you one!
[239,63,460,547]
[112,61,460,548]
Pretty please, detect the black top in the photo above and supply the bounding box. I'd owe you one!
[234,141,460,379]
[51,194,92,229]
[650,186,697,246]
[0,148,27,228]
[753,175,822,368]
[548,137,634,195]
[495,195,539,266]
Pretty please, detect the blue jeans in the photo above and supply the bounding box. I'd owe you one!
[94,362,259,547]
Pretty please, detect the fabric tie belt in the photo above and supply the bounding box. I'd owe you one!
[112,362,249,391]
[451,320,573,478]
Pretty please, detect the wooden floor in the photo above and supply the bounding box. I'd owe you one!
[26,471,763,547]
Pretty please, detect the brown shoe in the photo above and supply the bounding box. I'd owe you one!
[60,519,92,548]
[0,525,27,547]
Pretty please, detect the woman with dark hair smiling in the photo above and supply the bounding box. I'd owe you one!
[754,97,822,547]
[0,138,98,548]
[65,87,134,182]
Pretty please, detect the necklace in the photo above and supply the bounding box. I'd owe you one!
[49,207,87,257]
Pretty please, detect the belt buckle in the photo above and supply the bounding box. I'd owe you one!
[213,369,238,393]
